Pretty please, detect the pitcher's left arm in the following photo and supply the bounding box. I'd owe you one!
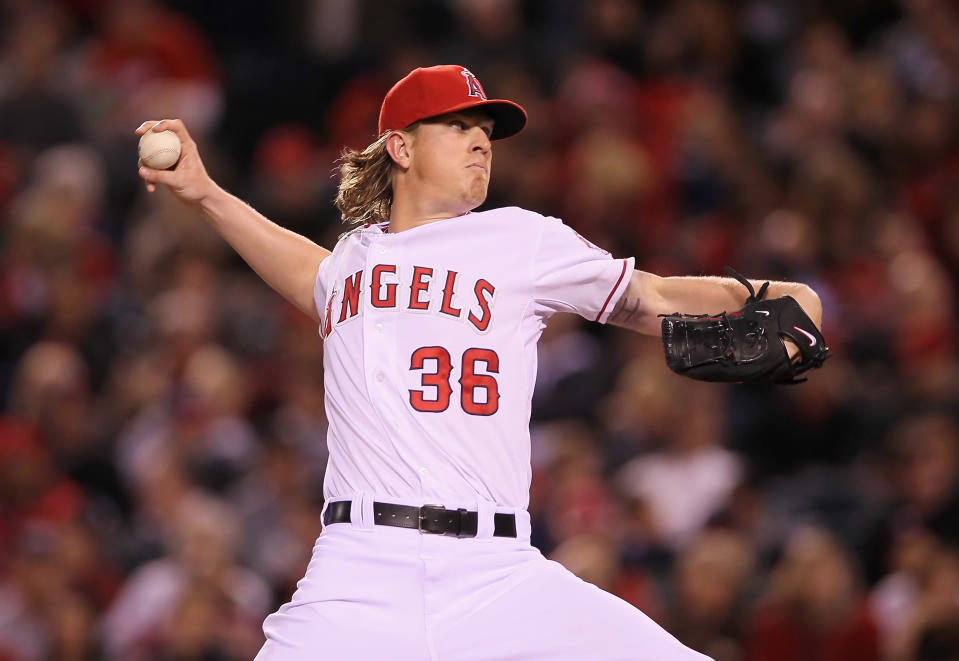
[608,269,827,383]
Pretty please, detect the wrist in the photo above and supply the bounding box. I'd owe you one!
[793,285,822,327]
[197,183,231,219]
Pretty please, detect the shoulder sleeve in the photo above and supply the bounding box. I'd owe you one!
[531,216,634,323]
[313,243,339,337]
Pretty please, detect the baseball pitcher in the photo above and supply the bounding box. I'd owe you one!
[136,65,826,660]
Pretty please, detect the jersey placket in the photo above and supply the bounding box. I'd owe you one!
[362,236,415,478]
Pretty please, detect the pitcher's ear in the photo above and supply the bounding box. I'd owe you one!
[385,131,412,169]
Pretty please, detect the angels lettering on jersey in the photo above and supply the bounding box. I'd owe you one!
[322,264,495,338]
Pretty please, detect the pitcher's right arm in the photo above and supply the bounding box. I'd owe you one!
[136,119,330,321]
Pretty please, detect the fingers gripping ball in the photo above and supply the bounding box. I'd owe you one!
[138,128,181,170]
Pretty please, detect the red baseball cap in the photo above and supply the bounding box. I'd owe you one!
[378,65,527,140]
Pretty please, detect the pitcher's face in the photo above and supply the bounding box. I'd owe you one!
[405,110,495,215]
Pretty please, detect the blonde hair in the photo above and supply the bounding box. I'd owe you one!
[335,132,397,225]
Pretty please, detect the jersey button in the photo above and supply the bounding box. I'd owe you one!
[418,467,428,476]
[378,246,387,255]
[376,373,385,382]
[375,323,383,332]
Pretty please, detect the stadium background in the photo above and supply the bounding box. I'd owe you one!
[1,0,958,658]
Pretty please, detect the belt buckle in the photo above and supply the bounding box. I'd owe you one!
[418,504,447,535]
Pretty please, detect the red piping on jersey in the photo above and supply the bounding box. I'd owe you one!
[594,259,629,323]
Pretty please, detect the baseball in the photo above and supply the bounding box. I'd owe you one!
[138,128,181,170]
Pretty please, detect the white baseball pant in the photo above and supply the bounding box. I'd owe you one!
[255,498,713,661]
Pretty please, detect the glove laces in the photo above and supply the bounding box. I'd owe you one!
[725,266,769,303]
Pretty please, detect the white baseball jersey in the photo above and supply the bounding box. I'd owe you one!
[260,208,714,661]
[313,207,634,510]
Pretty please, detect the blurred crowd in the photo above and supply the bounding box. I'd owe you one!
[1,0,959,659]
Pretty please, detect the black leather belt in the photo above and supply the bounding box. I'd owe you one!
[323,501,517,538]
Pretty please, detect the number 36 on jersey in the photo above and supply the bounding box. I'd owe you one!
[409,346,500,416]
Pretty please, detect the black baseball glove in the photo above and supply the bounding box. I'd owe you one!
[659,267,828,384]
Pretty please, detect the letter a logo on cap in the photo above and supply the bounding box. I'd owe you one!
[461,68,487,100]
